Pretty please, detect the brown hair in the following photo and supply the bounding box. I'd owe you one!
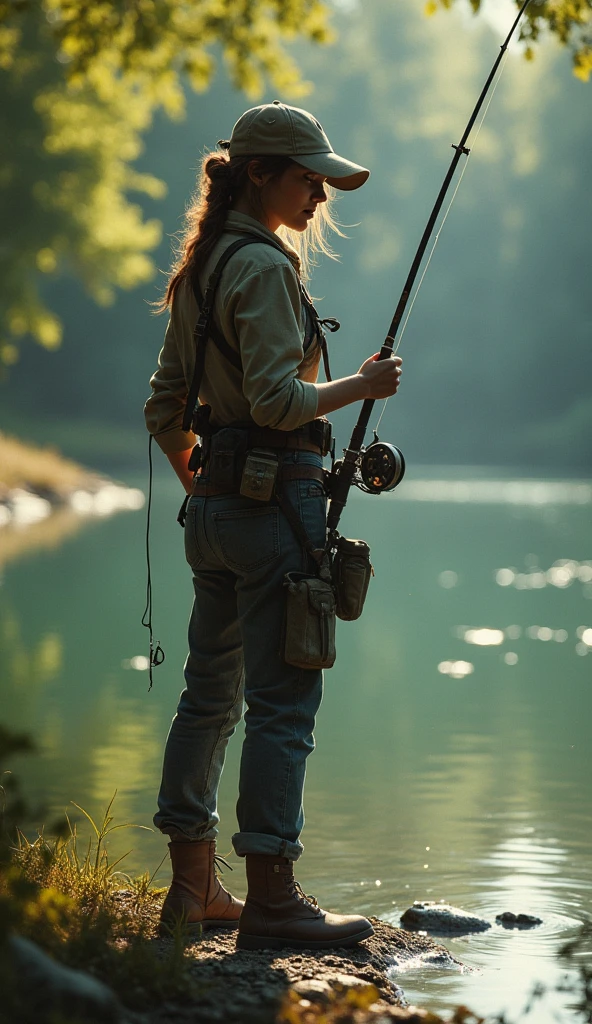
[156,147,342,311]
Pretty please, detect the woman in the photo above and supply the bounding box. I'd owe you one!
[145,101,402,950]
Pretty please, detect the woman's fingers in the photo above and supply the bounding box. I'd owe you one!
[358,354,403,399]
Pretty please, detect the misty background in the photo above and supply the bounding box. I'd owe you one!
[2,0,590,476]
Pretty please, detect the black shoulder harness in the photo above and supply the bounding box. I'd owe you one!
[182,234,339,434]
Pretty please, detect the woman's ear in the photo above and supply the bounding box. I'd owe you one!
[247,160,270,187]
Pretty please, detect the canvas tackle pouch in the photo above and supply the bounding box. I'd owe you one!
[283,572,336,670]
[207,427,248,491]
[240,448,279,501]
[331,536,373,621]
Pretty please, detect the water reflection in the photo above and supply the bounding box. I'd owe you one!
[88,699,161,818]
[463,627,504,645]
[496,558,592,592]
[0,475,591,1022]
[394,478,592,505]
[437,659,474,678]
[0,599,63,694]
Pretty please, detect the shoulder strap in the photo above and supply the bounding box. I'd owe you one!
[190,264,243,372]
[298,281,340,383]
[183,237,261,432]
[191,233,292,370]
[182,233,337,433]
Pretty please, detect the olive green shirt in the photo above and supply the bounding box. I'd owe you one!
[144,212,321,454]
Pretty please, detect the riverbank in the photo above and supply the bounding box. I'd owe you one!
[0,432,143,567]
[146,915,458,1023]
[0,788,463,1024]
[6,893,461,1024]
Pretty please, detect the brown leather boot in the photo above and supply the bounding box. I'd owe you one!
[159,840,243,936]
[236,854,374,950]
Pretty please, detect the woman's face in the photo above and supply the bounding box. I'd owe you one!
[255,162,328,232]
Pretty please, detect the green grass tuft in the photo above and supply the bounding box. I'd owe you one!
[1,793,202,1014]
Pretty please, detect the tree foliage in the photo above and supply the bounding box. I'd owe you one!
[0,0,590,366]
[426,0,592,81]
[0,0,331,364]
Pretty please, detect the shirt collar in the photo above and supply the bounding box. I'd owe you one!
[224,210,301,271]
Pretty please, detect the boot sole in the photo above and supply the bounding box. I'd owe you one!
[158,918,239,937]
[158,920,203,939]
[236,923,374,951]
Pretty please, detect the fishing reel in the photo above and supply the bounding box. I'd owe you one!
[356,440,406,494]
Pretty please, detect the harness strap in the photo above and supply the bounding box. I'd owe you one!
[299,281,340,384]
[274,476,333,579]
[183,234,337,432]
[274,485,325,568]
[183,238,256,432]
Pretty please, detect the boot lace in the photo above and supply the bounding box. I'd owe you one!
[288,877,321,914]
[214,854,233,879]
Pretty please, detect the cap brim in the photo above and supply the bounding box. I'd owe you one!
[293,152,370,191]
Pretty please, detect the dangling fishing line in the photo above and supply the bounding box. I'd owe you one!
[141,434,165,691]
[373,49,510,438]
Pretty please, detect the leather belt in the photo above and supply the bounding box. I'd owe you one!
[191,464,325,497]
[247,430,321,453]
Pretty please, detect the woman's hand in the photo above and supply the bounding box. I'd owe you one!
[357,353,402,400]
[166,448,195,494]
[313,353,403,418]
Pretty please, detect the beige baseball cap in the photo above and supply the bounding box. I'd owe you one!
[228,101,369,191]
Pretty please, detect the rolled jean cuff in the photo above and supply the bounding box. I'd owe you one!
[156,824,218,843]
[231,831,303,861]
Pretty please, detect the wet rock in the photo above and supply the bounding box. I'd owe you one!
[292,972,378,1004]
[401,901,491,936]
[331,972,377,991]
[7,934,123,1022]
[292,977,334,1003]
[496,911,543,928]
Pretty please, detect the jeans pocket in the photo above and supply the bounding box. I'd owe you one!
[184,503,205,573]
[296,481,327,552]
[213,506,280,572]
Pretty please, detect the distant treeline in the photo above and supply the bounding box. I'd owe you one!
[2,0,590,471]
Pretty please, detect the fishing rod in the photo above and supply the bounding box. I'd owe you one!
[326,0,532,537]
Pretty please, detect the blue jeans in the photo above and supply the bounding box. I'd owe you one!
[154,450,326,861]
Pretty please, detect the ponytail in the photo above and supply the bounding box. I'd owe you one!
[156,149,234,312]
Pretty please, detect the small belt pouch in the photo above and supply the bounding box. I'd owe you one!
[332,537,373,621]
[208,428,248,491]
[283,572,336,670]
[309,417,333,457]
[240,448,279,501]
[187,442,203,473]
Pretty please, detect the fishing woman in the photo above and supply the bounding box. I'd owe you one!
[145,101,402,950]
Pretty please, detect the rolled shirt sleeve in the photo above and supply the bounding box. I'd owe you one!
[230,262,319,430]
[144,316,197,454]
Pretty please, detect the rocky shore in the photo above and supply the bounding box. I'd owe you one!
[153,917,462,1023]
[7,912,463,1024]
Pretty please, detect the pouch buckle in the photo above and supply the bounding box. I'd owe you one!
[240,448,279,501]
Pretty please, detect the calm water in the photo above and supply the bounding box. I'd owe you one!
[1,470,591,1021]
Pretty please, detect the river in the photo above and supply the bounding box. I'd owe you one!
[1,469,590,1021]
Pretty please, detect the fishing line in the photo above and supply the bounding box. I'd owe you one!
[141,434,165,691]
[373,48,510,438]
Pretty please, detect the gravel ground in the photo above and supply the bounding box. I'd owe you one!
[151,918,462,1023]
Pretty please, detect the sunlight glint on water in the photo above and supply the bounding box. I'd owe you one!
[1,471,590,1022]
